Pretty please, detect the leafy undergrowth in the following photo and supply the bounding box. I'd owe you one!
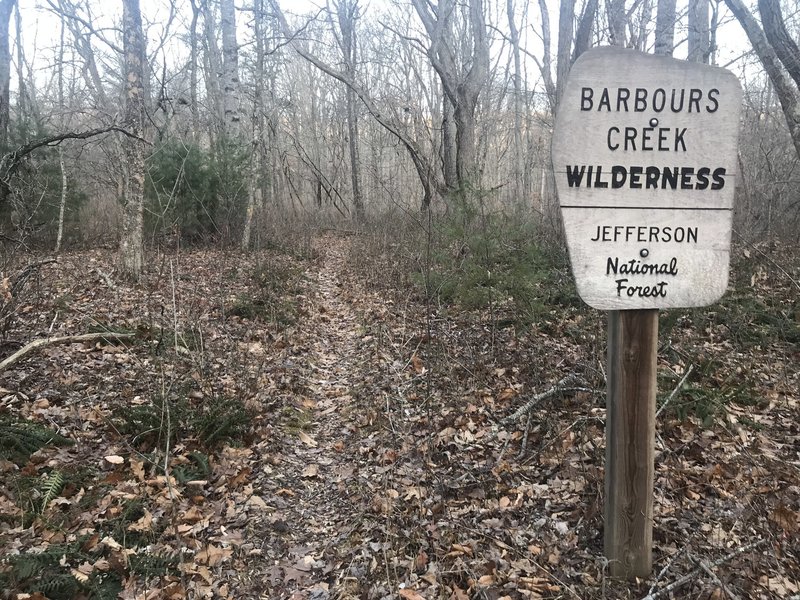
[0,236,797,599]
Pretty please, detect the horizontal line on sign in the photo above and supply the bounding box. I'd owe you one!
[560,205,731,211]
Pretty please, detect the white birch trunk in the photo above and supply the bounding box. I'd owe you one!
[55,146,67,253]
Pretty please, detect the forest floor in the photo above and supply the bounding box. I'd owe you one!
[0,233,798,600]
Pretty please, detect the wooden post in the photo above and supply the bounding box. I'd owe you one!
[605,309,658,579]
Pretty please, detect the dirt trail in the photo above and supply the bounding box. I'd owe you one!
[247,235,398,599]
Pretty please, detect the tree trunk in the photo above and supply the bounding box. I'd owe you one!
[688,0,710,63]
[454,98,478,186]
[441,88,458,191]
[0,0,15,151]
[537,0,556,113]
[201,0,223,137]
[13,1,23,126]
[336,0,364,220]
[220,0,240,137]
[573,0,598,64]
[242,0,266,250]
[411,0,489,191]
[555,0,575,108]
[55,146,67,253]
[118,0,147,280]
[654,0,677,56]
[758,0,800,88]
[607,0,627,47]
[189,0,200,140]
[507,0,524,204]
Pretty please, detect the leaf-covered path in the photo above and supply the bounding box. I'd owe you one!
[0,234,798,600]
[244,235,405,598]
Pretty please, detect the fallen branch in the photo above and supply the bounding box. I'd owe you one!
[94,268,116,290]
[642,539,768,600]
[695,553,741,600]
[655,364,694,419]
[502,374,591,425]
[0,332,135,372]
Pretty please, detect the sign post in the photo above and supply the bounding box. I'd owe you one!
[552,48,742,579]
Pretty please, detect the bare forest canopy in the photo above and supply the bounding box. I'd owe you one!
[0,0,797,267]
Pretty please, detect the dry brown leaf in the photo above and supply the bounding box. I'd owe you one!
[449,586,469,600]
[302,463,319,478]
[399,589,425,600]
[130,458,145,481]
[127,509,153,532]
[298,431,317,447]
[769,504,799,532]
[197,544,232,567]
[497,388,516,402]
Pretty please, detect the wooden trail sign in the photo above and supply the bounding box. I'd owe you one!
[552,47,742,311]
[552,48,742,579]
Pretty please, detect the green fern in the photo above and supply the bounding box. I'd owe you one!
[37,572,80,597]
[0,415,72,465]
[194,397,251,447]
[39,470,65,513]
[128,551,179,576]
[4,541,124,600]
[173,451,211,484]
[6,547,66,579]
[87,574,123,600]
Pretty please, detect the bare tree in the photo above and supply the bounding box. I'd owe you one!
[0,0,15,151]
[331,0,364,220]
[220,0,240,136]
[724,0,800,161]
[118,0,147,279]
[270,1,444,209]
[507,0,524,203]
[410,0,490,189]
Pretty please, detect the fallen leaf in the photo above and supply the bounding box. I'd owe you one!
[399,589,425,600]
[302,463,319,478]
[104,455,125,465]
[770,504,798,532]
[298,431,317,447]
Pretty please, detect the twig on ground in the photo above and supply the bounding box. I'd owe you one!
[0,331,135,372]
[517,411,533,459]
[11,258,57,296]
[692,552,741,600]
[502,374,590,425]
[656,364,694,419]
[94,268,116,290]
[642,539,768,600]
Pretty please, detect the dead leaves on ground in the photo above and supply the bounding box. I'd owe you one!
[0,241,798,599]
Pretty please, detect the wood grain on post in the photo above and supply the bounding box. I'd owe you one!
[605,309,657,579]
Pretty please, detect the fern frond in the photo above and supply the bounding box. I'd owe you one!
[0,416,71,466]
[40,470,65,513]
[128,551,179,576]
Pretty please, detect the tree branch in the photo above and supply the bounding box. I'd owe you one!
[0,332,136,372]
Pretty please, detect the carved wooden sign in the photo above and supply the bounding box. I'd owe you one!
[552,47,742,310]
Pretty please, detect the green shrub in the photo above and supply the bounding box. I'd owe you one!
[112,393,252,452]
[0,414,72,466]
[146,140,221,242]
[229,259,304,325]
[415,197,559,324]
